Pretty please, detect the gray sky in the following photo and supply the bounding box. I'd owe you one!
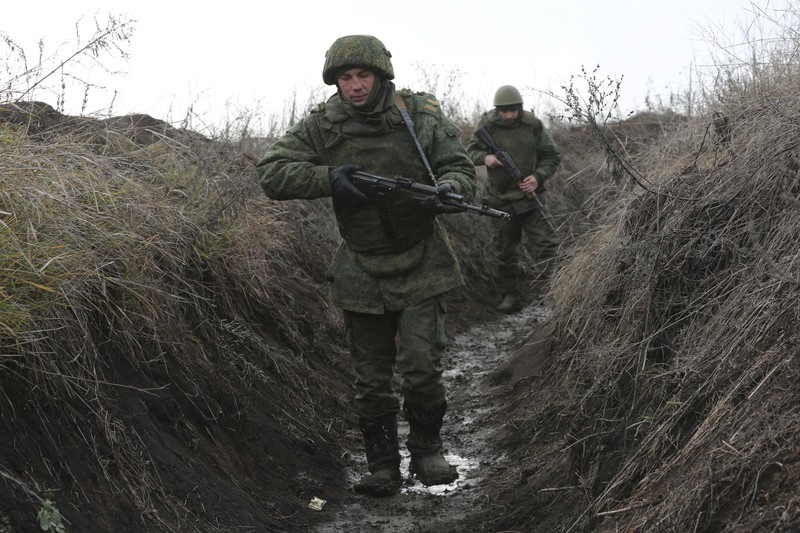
[3,0,793,132]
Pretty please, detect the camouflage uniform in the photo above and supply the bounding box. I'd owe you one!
[257,38,475,483]
[467,106,561,300]
[259,84,474,417]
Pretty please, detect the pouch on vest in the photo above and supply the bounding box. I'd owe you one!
[356,239,426,277]
[489,171,516,193]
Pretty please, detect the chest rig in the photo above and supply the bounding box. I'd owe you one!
[320,93,438,254]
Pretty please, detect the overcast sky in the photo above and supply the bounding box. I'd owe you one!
[3,0,794,133]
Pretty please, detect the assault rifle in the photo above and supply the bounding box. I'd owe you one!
[474,126,557,232]
[350,171,511,220]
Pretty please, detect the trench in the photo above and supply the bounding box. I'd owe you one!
[313,300,553,532]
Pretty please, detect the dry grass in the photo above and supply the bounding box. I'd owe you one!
[481,4,800,532]
[549,121,799,529]
[0,101,355,531]
[8,8,799,528]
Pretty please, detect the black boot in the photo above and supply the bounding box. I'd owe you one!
[353,415,402,497]
[403,401,458,486]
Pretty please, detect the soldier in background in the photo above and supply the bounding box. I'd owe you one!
[467,85,562,313]
[256,35,476,496]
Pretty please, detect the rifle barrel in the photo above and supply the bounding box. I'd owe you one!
[350,171,511,220]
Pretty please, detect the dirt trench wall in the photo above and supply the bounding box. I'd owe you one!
[479,111,800,532]
[0,104,358,532]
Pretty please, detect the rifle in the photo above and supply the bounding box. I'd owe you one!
[474,126,557,232]
[350,171,511,220]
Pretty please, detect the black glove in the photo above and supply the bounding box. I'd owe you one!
[421,182,461,214]
[329,163,370,206]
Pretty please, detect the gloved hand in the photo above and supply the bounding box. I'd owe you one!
[421,182,461,214]
[329,163,370,206]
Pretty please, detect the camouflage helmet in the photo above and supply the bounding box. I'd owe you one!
[493,85,524,107]
[322,35,394,85]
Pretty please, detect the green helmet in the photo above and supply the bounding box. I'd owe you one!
[493,85,523,107]
[322,35,394,85]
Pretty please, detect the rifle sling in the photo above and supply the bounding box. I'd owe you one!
[370,93,435,241]
[394,93,439,186]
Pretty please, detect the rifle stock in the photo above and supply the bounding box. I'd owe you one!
[475,127,557,232]
[350,171,511,220]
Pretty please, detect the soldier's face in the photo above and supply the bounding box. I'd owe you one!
[498,108,520,125]
[337,68,376,108]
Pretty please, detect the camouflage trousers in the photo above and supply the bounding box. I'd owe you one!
[343,295,448,420]
[492,201,559,293]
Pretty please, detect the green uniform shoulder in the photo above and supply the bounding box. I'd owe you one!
[285,105,324,135]
[398,88,444,119]
[520,110,543,134]
[398,88,460,137]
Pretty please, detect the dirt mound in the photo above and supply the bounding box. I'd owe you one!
[0,101,208,146]
[473,101,800,531]
[0,104,357,532]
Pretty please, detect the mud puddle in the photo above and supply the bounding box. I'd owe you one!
[314,299,552,533]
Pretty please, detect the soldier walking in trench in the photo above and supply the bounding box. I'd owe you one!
[256,35,477,496]
[467,85,562,313]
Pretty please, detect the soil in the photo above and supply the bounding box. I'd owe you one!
[16,104,793,533]
[0,103,568,533]
[310,297,554,533]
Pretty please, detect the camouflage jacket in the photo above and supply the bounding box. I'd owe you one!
[256,87,476,313]
[467,109,561,215]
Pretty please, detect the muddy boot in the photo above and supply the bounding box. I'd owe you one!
[496,293,522,314]
[403,401,458,486]
[353,415,402,497]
